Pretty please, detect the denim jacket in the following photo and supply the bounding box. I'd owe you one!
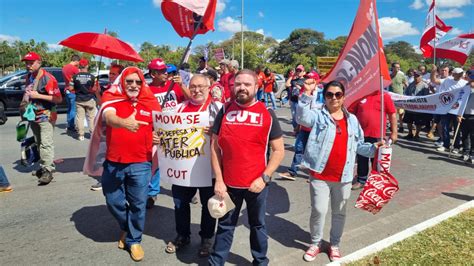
[296,94,376,183]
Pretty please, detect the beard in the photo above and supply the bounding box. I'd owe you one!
[235,90,254,104]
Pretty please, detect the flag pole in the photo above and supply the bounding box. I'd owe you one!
[433,0,436,65]
[160,15,205,109]
[374,0,385,142]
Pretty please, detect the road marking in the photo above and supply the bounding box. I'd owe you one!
[327,200,474,265]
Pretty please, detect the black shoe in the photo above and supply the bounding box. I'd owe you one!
[38,169,53,185]
[404,134,414,140]
[146,196,156,209]
[398,126,405,134]
[34,168,45,179]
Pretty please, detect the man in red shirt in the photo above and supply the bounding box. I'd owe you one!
[348,91,397,189]
[62,54,80,133]
[209,69,285,265]
[218,59,231,101]
[100,67,160,262]
[22,52,62,185]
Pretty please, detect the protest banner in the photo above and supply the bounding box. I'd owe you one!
[389,86,471,116]
[214,48,225,61]
[153,111,212,187]
[317,57,337,75]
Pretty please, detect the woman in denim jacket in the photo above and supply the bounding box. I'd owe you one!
[296,80,384,262]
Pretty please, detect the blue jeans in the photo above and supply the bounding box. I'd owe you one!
[290,101,298,130]
[288,130,310,176]
[256,89,264,101]
[148,168,160,197]
[66,92,76,129]
[264,92,277,110]
[440,114,460,149]
[0,166,10,187]
[101,160,151,247]
[209,186,269,266]
[172,182,216,239]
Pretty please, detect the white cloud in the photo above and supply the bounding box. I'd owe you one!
[152,0,162,8]
[410,0,424,9]
[258,11,264,18]
[255,29,265,35]
[47,44,61,51]
[0,34,20,43]
[425,0,472,8]
[217,16,248,33]
[216,0,226,13]
[276,39,284,43]
[379,17,420,40]
[449,27,463,35]
[437,8,464,19]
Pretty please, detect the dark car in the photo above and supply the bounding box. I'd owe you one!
[0,67,68,115]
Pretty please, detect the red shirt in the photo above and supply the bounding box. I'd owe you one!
[349,92,396,138]
[311,117,348,182]
[149,80,185,110]
[257,72,265,88]
[104,101,154,163]
[62,64,79,92]
[217,101,274,188]
[263,73,275,93]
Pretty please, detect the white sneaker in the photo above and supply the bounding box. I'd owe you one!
[451,148,460,155]
[463,154,470,161]
[436,146,446,152]
[434,141,443,147]
[78,136,85,141]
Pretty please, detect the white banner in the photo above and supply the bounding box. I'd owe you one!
[153,111,212,187]
[389,86,471,116]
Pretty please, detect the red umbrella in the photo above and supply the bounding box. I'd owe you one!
[59,32,143,62]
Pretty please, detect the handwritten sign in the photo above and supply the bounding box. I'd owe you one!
[153,111,212,187]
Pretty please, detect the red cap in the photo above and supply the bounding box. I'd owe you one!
[296,64,305,71]
[79,58,89,67]
[22,52,41,61]
[305,71,320,81]
[148,58,167,70]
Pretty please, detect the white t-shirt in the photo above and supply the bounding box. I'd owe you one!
[438,78,468,93]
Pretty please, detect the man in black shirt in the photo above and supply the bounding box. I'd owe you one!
[70,58,97,141]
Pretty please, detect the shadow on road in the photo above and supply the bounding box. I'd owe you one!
[442,192,474,201]
[55,157,85,173]
[70,205,118,243]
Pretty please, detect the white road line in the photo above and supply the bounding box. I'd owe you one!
[327,200,474,265]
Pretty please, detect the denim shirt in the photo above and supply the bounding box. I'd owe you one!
[296,94,376,183]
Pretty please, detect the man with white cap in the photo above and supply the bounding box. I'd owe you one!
[436,67,467,152]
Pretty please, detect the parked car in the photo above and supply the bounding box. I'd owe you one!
[0,67,68,115]
[273,74,289,106]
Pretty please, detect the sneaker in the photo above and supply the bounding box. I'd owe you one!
[78,135,85,141]
[146,196,156,209]
[434,141,443,147]
[436,146,446,152]
[471,156,474,164]
[463,154,470,162]
[329,246,342,261]
[451,148,460,155]
[38,169,53,185]
[351,182,364,190]
[303,244,321,262]
[90,182,102,191]
[279,172,296,181]
[198,238,213,257]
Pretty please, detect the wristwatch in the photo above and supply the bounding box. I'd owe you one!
[262,173,272,184]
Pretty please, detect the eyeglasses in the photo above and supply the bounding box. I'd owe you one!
[325,91,344,99]
[125,79,143,86]
[189,85,209,91]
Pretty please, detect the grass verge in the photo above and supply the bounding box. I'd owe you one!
[348,207,474,265]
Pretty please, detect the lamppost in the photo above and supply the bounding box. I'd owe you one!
[240,0,244,69]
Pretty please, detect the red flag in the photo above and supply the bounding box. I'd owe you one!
[161,0,217,38]
[322,0,391,107]
[419,0,452,57]
[423,33,474,65]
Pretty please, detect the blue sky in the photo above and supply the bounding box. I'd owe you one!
[0,0,473,54]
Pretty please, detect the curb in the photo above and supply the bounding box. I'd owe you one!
[327,200,474,265]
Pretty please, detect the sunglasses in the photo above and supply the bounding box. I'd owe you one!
[325,91,344,99]
[125,79,143,86]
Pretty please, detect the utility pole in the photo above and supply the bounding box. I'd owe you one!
[241,0,244,69]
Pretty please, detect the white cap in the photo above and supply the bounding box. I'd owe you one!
[207,193,235,219]
[452,67,464,74]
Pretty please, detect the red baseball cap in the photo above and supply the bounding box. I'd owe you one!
[148,58,167,71]
[22,52,42,61]
[79,58,89,67]
[305,71,320,81]
[296,64,305,71]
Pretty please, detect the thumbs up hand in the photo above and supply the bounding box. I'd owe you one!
[122,110,149,132]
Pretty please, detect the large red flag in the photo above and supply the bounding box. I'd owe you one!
[423,33,474,65]
[419,0,452,57]
[161,0,217,38]
[322,0,391,107]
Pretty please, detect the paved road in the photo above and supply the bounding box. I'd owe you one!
[1,107,473,265]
